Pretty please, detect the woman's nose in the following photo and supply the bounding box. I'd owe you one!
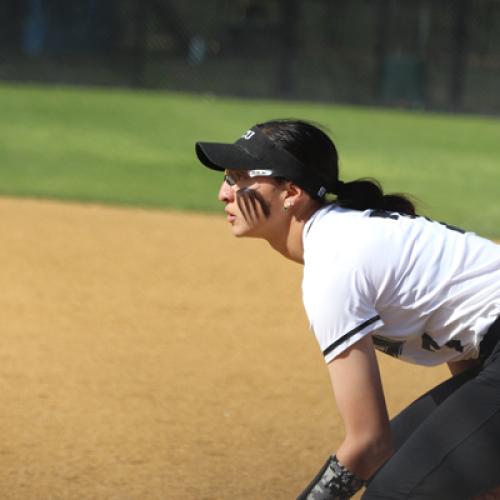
[218,180,234,203]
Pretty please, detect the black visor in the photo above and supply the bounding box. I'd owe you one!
[195,126,328,199]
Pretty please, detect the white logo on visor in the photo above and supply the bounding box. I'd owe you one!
[241,130,255,140]
[248,170,273,177]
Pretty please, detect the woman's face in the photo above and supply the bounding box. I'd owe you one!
[217,169,288,239]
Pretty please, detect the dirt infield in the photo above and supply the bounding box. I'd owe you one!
[0,197,449,499]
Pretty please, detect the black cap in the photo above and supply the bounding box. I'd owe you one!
[195,126,328,199]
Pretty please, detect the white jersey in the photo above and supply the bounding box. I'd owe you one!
[302,205,500,365]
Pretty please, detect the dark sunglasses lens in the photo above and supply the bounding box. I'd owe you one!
[224,174,236,186]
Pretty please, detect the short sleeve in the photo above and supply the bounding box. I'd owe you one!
[302,263,384,363]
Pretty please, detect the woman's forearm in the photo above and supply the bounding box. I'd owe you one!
[448,358,481,376]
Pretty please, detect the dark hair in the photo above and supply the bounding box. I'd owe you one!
[257,119,416,216]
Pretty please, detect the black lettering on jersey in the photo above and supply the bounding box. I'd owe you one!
[445,339,464,352]
[372,335,404,358]
[421,333,464,353]
[369,210,465,234]
[422,333,441,352]
[368,209,399,220]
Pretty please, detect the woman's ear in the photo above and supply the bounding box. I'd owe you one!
[283,182,305,208]
[281,182,321,219]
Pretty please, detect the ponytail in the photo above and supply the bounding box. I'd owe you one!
[335,178,416,216]
[253,120,417,216]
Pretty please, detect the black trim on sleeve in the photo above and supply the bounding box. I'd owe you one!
[323,315,381,357]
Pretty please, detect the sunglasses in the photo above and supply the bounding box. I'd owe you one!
[223,169,275,186]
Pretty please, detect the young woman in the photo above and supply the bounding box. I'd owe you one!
[195,119,500,499]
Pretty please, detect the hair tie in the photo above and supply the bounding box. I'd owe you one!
[334,179,345,195]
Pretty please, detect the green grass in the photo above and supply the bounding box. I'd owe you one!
[1,83,499,237]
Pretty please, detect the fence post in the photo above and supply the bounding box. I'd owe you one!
[277,0,298,97]
[132,1,147,88]
[374,0,390,102]
[450,0,468,111]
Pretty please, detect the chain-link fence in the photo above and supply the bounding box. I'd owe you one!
[1,0,500,113]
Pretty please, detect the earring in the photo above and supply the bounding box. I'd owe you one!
[284,201,294,211]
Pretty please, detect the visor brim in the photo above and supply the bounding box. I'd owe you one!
[195,142,264,172]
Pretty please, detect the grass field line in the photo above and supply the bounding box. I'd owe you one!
[1,83,499,237]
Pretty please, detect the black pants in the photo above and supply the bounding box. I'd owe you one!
[363,318,500,500]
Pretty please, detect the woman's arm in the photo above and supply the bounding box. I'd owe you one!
[297,336,393,499]
[328,335,394,480]
[447,358,481,376]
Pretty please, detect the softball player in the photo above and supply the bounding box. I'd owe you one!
[195,119,500,499]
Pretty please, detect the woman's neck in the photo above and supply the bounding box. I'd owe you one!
[268,204,320,264]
